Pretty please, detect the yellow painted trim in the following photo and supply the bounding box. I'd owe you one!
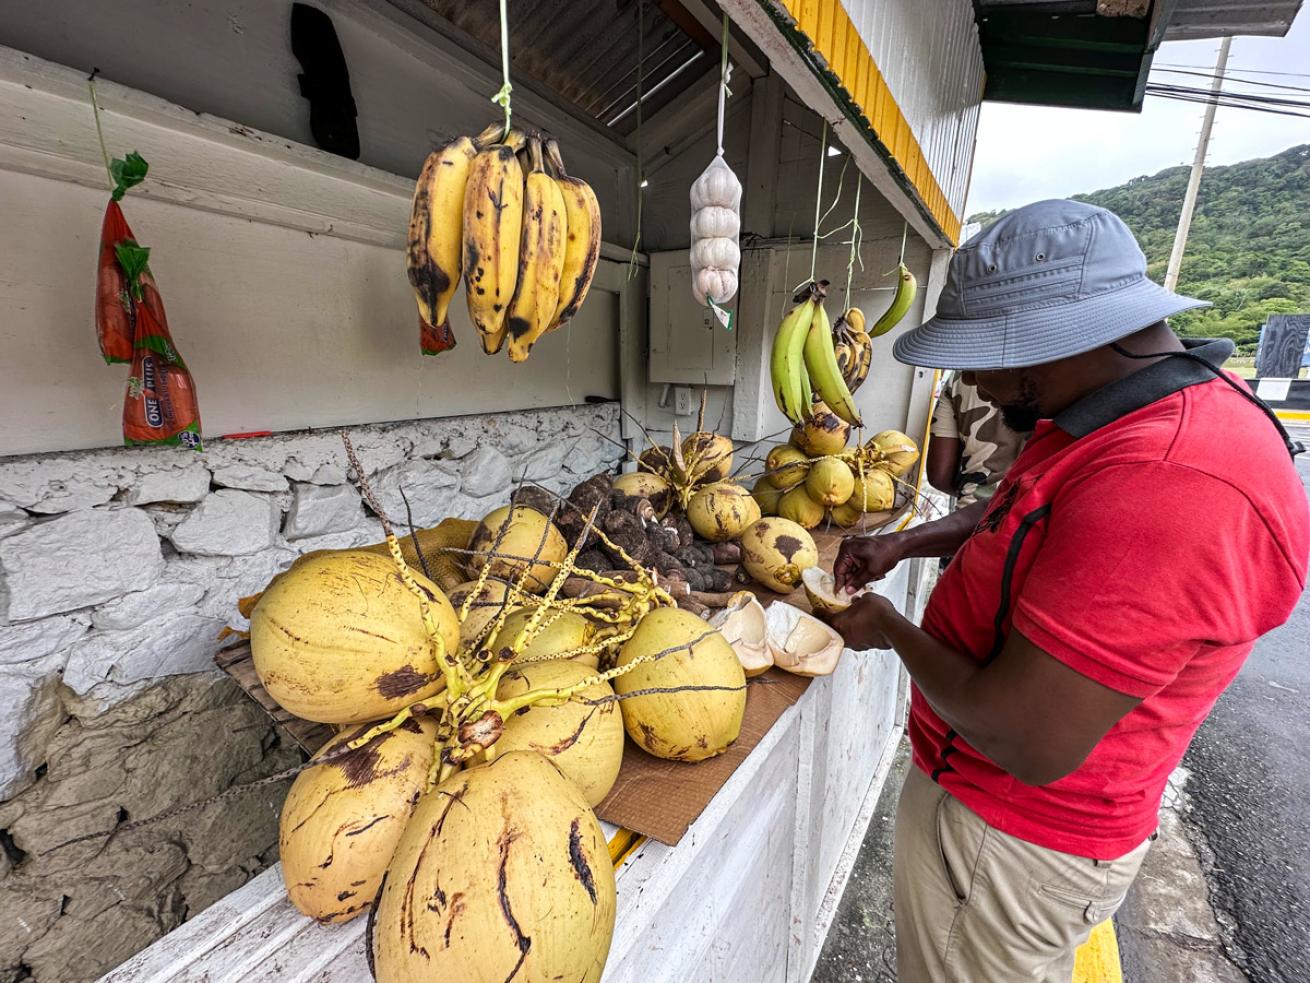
[1275,409,1310,421]
[606,827,646,868]
[1073,920,1124,983]
[781,0,963,245]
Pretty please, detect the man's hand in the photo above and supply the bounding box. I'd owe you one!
[834,534,907,594]
[822,593,898,650]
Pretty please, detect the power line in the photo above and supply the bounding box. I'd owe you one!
[1154,62,1310,80]
[1152,67,1310,95]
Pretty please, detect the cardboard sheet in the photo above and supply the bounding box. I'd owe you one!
[594,667,811,844]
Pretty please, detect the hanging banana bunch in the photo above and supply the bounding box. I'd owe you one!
[769,280,864,427]
[870,263,917,337]
[403,125,601,361]
[833,307,873,394]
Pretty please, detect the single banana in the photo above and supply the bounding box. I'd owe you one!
[770,294,817,423]
[849,331,873,392]
[406,133,481,353]
[545,138,601,331]
[506,138,568,363]
[844,306,866,335]
[804,301,864,427]
[870,264,917,337]
[462,129,527,354]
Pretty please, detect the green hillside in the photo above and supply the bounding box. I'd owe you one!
[968,144,1310,354]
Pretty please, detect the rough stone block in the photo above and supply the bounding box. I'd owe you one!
[124,465,212,505]
[459,446,514,499]
[91,583,208,632]
[370,461,460,528]
[168,491,278,557]
[0,654,67,798]
[517,442,567,483]
[0,613,89,666]
[211,465,289,494]
[0,509,164,622]
[282,483,363,540]
[62,612,228,695]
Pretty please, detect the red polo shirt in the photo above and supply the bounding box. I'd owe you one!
[913,341,1309,859]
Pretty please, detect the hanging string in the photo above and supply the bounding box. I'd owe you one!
[716,13,733,156]
[627,0,645,281]
[809,121,827,284]
[490,0,513,138]
[87,73,114,191]
[844,174,863,302]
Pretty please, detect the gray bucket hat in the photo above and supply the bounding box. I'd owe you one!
[893,199,1210,370]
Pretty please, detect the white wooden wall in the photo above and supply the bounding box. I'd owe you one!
[0,42,631,455]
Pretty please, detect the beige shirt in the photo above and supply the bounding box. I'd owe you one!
[930,373,1030,507]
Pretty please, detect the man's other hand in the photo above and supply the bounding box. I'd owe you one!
[834,534,906,593]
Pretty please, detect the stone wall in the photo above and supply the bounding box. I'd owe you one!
[0,403,623,981]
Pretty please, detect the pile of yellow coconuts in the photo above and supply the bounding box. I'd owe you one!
[247,502,747,982]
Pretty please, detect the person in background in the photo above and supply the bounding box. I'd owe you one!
[927,372,1030,509]
[823,199,1308,983]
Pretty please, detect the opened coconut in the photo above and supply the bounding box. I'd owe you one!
[709,592,772,677]
[752,476,788,516]
[791,402,851,456]
[681,431,734,485]
[613,606,746,761]
[372,751,615,983]
[765,445,811,489]
[280,717,438,923]
[767,602,845,676]
[467,505,568,593]
[867,430,920,476]
[491,607,600,669]
[805,457,855,507]
[251,551,459,724]
[613,471,673,517]
[490,660,624,806]
[801,566,865,615]
[777,485,825,530]
[741,518,819,593]
[687,482,761,542]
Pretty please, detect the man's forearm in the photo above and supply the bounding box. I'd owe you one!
[873,499,986,559]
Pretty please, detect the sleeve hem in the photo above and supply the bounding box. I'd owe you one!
[1011,607,1162,699]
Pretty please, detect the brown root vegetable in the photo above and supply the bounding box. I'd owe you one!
[600,508,655,566]
[712,541,742,566]
[706,568,735,593]
[576,548,608,573]
[511,484,559,517]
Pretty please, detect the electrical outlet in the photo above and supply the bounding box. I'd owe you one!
[673,387,694,416]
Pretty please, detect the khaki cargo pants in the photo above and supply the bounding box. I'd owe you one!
[893,765,1151,982]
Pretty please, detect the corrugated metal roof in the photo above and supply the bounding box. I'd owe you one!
[418,0,712,134]
[1161,0,1303,41]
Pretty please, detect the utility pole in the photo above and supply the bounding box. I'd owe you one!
[1164,36,1232,293]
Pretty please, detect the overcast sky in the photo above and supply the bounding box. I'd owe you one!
[966,8,1310,217]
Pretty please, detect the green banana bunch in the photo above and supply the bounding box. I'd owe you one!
[770,285,819,424]
[870,263,917,337]
[833,307,873,393]
[803,300,863,427]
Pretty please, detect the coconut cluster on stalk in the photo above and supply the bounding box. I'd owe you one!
[243,433,752,981]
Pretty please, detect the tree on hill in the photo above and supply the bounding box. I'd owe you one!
[966,144,1310,354]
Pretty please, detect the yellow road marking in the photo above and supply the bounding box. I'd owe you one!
[1073,920,1124,983]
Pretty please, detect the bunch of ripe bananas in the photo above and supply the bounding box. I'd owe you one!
[769,263,917,426]
[405,124,601,361]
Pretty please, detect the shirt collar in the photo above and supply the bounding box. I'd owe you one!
[1054,338,1235,440]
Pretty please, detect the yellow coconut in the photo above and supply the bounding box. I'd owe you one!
[447,578,517,649]
[805,457,856,507]
[491,660,624,806]
[765,445,811,489]
[250,551,459,724]
[373,752,616,983]
[613,471,674,517]
[847,468,897,513]
[751,476,788,516]
[681,431,734,486]
[490,607,600,669]
[867,430,920,476]
[791,402,852,456]
[741,518,819,593]
[687,482,762,543]
[613,606,746,762]
[778,485,825,530]
[638,445,673,475]
[467,505,568,593]
[279,717,438,923]
[828,502,864,528]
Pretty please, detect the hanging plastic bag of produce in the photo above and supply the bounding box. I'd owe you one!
[689,18,741,313]
[94,150,160,364]
[117,239,203,450]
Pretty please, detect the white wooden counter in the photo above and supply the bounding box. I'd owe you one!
[101,558,928,983]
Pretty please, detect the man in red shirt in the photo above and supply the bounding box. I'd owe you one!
[826,199,1309,982]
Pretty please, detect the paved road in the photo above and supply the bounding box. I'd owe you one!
[1174,453,1310,982]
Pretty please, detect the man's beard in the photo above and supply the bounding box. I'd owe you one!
[998,373,1041,433]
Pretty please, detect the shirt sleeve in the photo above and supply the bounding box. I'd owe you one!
[1010,461,1296,698]
[931,379,961,440]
